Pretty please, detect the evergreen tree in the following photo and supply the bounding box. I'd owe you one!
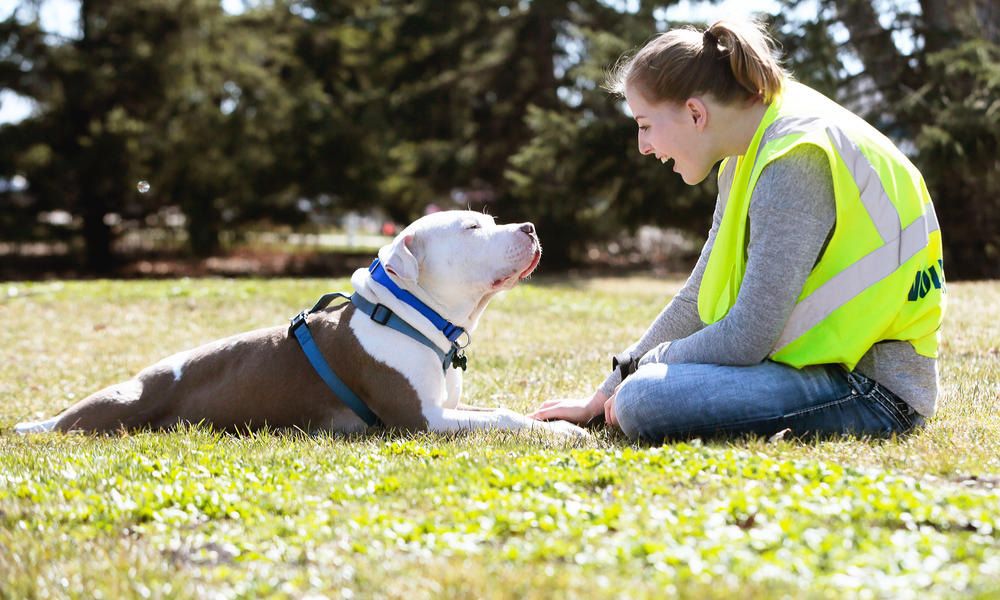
[0,1,184,272]
[774,0,1000,278]
[2,0,996,277]
[505,2,715,266]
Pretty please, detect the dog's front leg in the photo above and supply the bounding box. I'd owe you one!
[441,367,462,409]
[424,407,589,438]
[441,368,506,412]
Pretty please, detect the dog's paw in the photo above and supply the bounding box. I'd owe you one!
[537,418,592,439]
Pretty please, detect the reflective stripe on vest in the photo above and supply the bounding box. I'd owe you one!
[738,117,941,354]
[705,82,944,367]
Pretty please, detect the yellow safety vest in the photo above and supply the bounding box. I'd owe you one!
[698,81,945,370]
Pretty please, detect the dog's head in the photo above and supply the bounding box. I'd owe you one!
[377,210,541,330]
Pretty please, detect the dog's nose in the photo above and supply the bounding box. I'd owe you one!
[519,223,535,235]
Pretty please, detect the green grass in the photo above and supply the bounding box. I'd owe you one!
[1,276,998,599]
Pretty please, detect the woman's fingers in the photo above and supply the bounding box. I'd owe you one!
[529,403,573,421]
[604,394,619,427]
[529,399,587,423]
[531,392,609,425]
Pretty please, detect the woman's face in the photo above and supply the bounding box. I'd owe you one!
[625,83,716,185]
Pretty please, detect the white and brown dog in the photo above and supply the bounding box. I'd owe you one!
[14,210,587,438]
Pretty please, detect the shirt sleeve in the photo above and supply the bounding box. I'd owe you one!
[596,185,725,397]
[661,145,836,365]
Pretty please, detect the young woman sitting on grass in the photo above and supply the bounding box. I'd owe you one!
[530,20,945,441]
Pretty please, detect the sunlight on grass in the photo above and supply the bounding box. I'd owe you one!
[1,276,998,598]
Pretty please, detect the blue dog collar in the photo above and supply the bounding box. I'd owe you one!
[368,258,465,343]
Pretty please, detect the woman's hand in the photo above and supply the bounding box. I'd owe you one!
[604,391,620,428]
[529,390,609,425]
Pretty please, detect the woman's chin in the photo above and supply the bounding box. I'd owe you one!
[679,168,711,185]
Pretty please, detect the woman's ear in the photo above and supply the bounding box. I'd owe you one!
[686,97,709,131]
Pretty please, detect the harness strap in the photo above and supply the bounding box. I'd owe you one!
[288,289,470,428]
[289,294,381,427]
[350,293,462,372]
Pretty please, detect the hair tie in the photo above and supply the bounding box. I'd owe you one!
[703,29,718,49]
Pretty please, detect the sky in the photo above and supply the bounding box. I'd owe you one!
[0,0,788,124]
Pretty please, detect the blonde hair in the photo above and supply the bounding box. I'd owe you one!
[606,20,787,105]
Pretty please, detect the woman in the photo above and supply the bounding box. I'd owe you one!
[530,20,945,441]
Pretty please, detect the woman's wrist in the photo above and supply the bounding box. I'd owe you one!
[590,389,610,416]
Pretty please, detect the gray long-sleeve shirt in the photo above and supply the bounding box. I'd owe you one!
[600,146,939,417]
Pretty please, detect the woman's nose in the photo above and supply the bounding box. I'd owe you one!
[638,133,653,155]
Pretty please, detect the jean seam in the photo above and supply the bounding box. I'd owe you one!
[845,370,914,431]
[782,393,858,420]
[665,415,785,439]
[652,394,858,439]
[867,386,910,430]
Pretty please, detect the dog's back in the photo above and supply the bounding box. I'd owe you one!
[18,302,427,434]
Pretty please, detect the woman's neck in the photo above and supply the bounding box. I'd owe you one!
[713,98,770,159]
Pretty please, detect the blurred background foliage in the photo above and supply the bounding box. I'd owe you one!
[0,0,997,277]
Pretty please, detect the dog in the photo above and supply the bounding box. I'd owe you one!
[14,210,588,438]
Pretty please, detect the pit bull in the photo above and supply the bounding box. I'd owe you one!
[14,210,587,438]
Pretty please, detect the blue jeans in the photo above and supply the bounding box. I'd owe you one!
[613,359,924,442]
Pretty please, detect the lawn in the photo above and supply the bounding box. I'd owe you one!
[1,275,998,598]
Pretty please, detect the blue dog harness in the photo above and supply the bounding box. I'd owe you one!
[289,261,469,427]
[366,258,465,342]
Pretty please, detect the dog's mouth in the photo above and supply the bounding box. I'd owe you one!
[519,249,541,280]
[491,249,542,289]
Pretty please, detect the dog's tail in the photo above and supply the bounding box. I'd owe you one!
[14,416,59,434]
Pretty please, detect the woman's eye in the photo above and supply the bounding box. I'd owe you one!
[639,125,650,132]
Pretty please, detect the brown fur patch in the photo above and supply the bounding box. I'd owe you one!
[54,300,428,433]
[305,303,429,431]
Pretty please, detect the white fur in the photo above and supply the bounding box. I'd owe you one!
[349,211,588,439]
[14,416,59,434]
[158,350,190,382]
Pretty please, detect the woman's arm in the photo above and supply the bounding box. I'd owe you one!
[656,145,836,365]
[533,183,726,424]
[595,194,726,397]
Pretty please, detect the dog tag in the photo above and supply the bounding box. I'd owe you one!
[451,351,468,371]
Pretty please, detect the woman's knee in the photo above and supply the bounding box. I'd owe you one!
[613,364,670,440]
[615,378,642,440]
[613,379,644,440]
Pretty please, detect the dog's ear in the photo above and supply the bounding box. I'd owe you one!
[383,234,419,283]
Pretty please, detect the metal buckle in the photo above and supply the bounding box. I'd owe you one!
[370,303,392,325]
[289,310,308,333]
[612,352,637,380]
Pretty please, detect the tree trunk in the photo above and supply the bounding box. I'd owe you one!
[831,0,921,103]
[73,0,116,274]
[185,196,221,258]
[80,191,114,274]
[921,0,998,52]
